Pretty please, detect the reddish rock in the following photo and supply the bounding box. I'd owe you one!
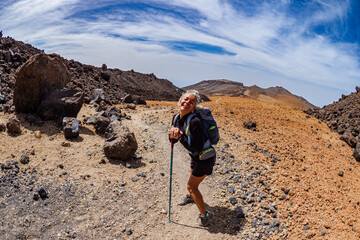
[103,120,137,160]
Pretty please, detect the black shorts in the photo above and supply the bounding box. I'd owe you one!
[190,153,216,177]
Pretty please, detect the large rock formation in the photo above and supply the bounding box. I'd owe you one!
[14,53,72,113]
[103,121,137,160]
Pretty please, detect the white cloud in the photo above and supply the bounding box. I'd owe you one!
[0,0,359,107]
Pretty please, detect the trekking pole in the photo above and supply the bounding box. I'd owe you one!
[168,139,174,223]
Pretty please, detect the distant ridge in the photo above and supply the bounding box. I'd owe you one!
[183,79,316,110]
[0,36,183,110]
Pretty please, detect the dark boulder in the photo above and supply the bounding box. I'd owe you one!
[37,89,83,121]
[103,120,138,160]
[14,53,71,113]
[63,117,80,139]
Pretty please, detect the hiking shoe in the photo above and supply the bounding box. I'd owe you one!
[199,211,214,227]
[178,194,194,206]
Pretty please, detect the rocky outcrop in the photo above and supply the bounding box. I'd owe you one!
[306,87,360,160]
[103,120,137,160]
[14,53,72,113]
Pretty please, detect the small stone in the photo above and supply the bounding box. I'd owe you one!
[229,197,237,205]
[235,206,245,219]
[33,193,40,201]
[34,131,41,138]
[38,187,48,199]
[6,117,21,134]
[19,155,30,164]
[338,171,344,177]
[0,123,6,132]
[304,225,310,230]
[131,177,139,182]
[61,142,71,147]
[125,227,132,235]
[227,187,235,194]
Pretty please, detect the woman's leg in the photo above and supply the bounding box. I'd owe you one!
[187,171,207,216]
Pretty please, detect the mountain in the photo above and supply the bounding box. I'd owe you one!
[0,36,183,112]
[183,79,316,110]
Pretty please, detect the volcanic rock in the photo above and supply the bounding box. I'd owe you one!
[6,117,21,134]
[37,89,83,121]
[244,120,257,131]
[353,143,360,162]
[103,120,138,160]
[19,154,30,164]
[14,53,71,113]
[63,117,80,139]
[0,122,5,132]
[122,94,133,103]
[94,116,111,134]
[90,89,109,104]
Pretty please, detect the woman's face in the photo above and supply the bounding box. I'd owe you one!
[179,94,197,115]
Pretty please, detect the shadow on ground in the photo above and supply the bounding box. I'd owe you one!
[206,204,246,235]
[172,204,246,236]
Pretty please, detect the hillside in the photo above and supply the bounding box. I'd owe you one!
[183,80,316,110]
[1,97,360,239]
[0,36,182,112]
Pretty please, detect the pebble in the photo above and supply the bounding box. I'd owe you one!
[125,227,132,235]
[131,177,139,182]
[19,155,30,164]
[229,197,237,205]
[227,187,235,194]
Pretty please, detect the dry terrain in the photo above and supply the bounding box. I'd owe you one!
[1,96,360,239]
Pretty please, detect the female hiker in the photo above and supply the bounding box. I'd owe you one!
[168,90,216,227]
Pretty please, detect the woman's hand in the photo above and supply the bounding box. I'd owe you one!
[169,127,183,139]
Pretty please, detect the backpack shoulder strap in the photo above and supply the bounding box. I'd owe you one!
[185,112,196,146]
[172,113,180,127]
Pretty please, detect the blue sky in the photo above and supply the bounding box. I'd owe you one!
[1,0,360,107]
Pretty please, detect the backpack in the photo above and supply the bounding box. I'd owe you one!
[173,106,220,159]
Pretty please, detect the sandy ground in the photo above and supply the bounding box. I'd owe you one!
[1,96,360,239]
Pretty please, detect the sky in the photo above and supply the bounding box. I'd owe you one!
[1,0,360,107]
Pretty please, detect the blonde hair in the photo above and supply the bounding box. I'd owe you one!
[178,90,201,107]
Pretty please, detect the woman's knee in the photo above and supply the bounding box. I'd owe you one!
[187,183,197,193]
